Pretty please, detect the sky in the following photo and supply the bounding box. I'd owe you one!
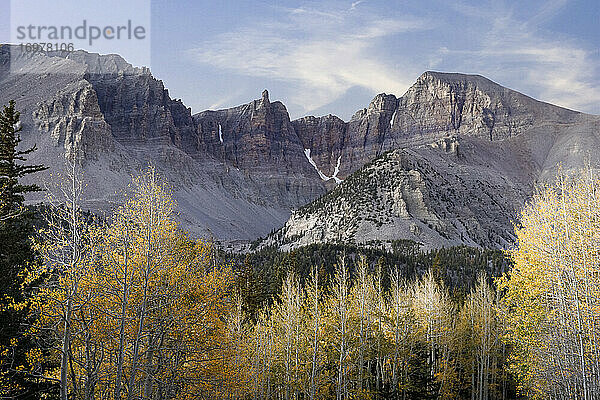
[2,0,599,119]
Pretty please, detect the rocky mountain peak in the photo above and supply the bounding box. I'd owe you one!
[193,91,317,176]
[418,70,491,84]
[64,50,141,75]
[368,93,398,114]
[262,89,270,104]
[395,70,580,141]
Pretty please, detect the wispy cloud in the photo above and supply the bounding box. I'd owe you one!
[443,1,600,113]
[350,0,365,11]
[186,4,429,114]
[207,89,246,110]
[185,1,598,116]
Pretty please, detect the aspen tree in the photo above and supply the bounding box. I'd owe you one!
[462,274,501,400]
[388,266,413,398]
[411,270,455,397]
[33,166,240,399]
[305,265,322,400]
[354,256,370,393]
[332,257,350,400]
[30,161,96,399]
[501,169,600,399]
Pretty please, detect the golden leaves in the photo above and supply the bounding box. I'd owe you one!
[501,168,600,398]
[28,166,241,399]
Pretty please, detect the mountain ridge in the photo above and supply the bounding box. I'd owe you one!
[1,45,598,248]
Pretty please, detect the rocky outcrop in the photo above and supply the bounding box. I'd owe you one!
[32,80,113,160]
[84,70,190,145]
[292,114,346,177]
[193,90,327,207]
[339,93,399,175]
[290,71,582,178]
[193,90,314,173]
[393,71,580,141]
[262,140,531,250]
[45,51,197,147]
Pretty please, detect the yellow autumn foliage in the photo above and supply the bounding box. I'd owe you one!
[500,169,600,399]
[29,167,250,399]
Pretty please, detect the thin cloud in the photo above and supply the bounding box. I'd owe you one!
[350,1,365,10]
[439,1,599,113]
[186,5,430,114]
[207,90,246,110]
[185,1,598,117]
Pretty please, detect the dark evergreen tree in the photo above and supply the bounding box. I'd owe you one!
[0,100,50,397]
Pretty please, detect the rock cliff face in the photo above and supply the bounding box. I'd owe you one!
[339,93,399,175]
[292,114,346,178]
[32,81,113,160]
[3,45,599,248]
[193,90,312,173]
[192,90,326,207]
[0,46,327,240]
[394,71,579,141]
[62,51,197,146]
[291,71,582,178]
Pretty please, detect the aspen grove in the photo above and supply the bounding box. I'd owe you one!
[1,155,599,398]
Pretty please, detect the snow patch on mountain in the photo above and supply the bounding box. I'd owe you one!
[332,156,342,184]
[304,149,343,184]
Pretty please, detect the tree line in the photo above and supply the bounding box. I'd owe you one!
[234,261,515,399]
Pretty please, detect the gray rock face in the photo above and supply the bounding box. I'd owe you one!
[194,90,310,172]
[3,45,599,249]
[263,111,600,250]
[288,71,584,181]
[263,142,531,250]
[66,54,194,146]
[32,80,113,160]
[0,46,322,241]
[339,93,399,175]
[292,114,346,177]
[394,71,579,141]
[192,90,327,207]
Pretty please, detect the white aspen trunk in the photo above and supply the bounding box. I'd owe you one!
[60,165,82,400]
[309,267,319,400]
[114,237,130,400]
[60,294,72,400]
[126,273,149,400]
[335,259,348,400]
[127,175,156,400]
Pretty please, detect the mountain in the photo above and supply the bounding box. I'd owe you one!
[0,46,325,243]
[2,45,598,249]
[192,89,325,207]
[261,72,600,249]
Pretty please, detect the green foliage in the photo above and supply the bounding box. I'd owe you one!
[0,100,51,397]
[226,241,508,319]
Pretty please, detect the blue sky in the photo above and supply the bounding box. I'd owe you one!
[2,0,599,119]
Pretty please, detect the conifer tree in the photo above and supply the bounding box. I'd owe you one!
[0,100,47,396]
